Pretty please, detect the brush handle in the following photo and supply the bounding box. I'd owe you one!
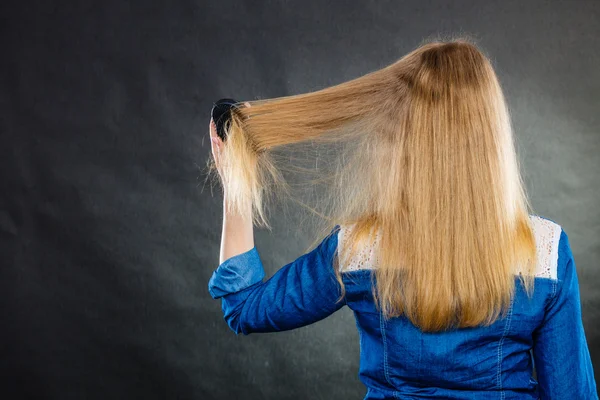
[211,98,239,142]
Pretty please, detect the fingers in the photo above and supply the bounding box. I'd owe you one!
[209,119,221,143]
[209,119,221,150]
[210,134,221,169]
[209,118,217,137]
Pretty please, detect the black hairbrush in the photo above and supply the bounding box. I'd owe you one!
[211,98,239,142]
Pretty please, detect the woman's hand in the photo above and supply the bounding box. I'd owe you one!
[209,102,251,181]
[209,118,224,179]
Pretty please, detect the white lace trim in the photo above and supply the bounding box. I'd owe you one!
[337,224,381,272]
[337,215,561,280]
[527,215,561,280]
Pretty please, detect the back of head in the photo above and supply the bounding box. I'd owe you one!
[209,36,538,332]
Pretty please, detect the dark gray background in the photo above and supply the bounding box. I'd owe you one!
[0,0,598,399]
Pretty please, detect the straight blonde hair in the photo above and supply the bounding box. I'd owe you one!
[207,36,538,332]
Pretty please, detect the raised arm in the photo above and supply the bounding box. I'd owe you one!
[208,226,346,334]
[532,228,598,399]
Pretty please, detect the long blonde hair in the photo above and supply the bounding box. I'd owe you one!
[207,36,538,332]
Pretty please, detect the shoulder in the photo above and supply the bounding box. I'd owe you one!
[528,214,563,281]
[334,216,568,279]
[335,223,381,272]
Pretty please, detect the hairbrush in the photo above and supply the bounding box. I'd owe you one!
[211,98,239,142]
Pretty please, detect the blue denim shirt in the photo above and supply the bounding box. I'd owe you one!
[208,216,598,399]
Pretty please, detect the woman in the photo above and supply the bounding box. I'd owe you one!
[206,38,598,399]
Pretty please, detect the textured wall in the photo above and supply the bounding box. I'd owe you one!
[0,0,598,398]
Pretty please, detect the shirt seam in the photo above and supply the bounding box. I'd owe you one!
[496,295,514,398]
[379,312,398,398]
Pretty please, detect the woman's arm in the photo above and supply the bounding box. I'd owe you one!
[209,105,255,266]
[208,226,346,334]
[219,192,254,265]
[532,229,598,399]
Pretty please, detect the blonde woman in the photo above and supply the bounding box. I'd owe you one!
[207,38,598,399]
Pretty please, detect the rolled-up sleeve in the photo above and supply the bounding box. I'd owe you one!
[207,246,265,299]
[207,226,346,335]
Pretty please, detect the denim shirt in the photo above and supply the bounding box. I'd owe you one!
[208,215,598,399]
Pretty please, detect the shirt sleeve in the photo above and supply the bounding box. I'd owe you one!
[532,228,598,399]
[207,225,346,335]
